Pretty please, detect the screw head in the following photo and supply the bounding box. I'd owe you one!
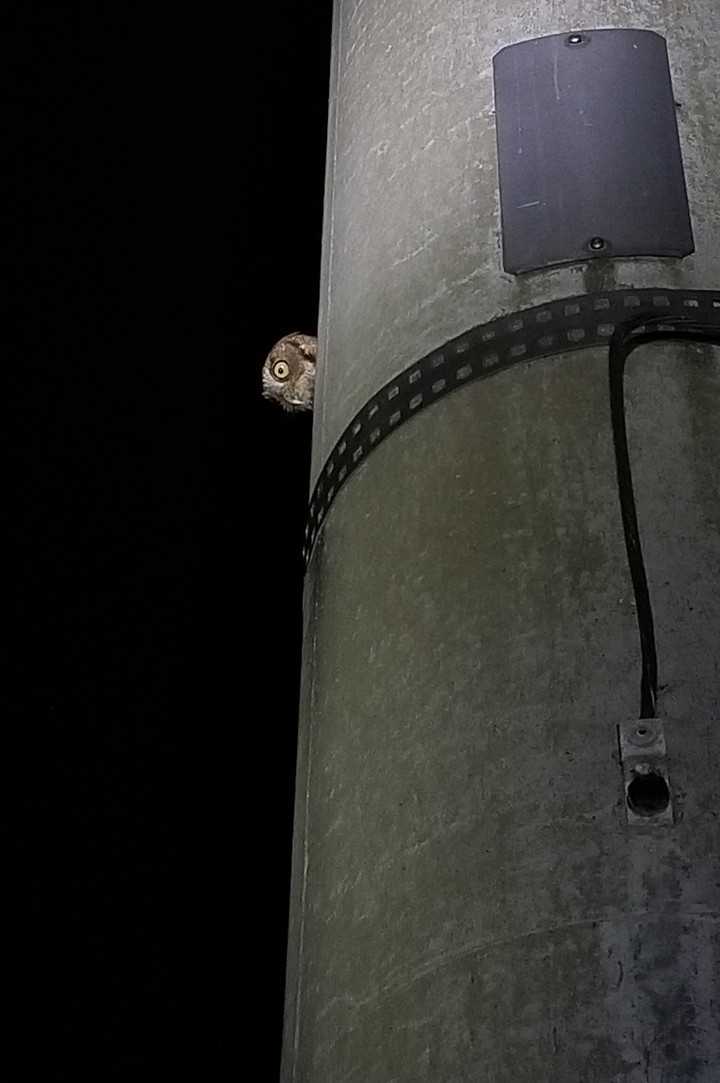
[589,236,606,251]
[567,33,584,45]
[628,724,657,747]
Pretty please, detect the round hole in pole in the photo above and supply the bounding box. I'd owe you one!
[626,770,670,817]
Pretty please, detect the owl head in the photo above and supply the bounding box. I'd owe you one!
[262,333,317,412]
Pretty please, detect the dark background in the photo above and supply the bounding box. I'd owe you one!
[10,5,332,1078]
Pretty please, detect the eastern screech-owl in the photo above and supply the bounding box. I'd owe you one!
[262,333,317,411]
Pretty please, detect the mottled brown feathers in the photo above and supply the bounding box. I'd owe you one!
[262,333,317,412]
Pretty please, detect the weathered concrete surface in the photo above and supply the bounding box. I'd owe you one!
[284,1,720,1079]
[285,346,720,1080]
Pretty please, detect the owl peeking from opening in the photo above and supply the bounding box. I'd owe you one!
[262,333,317,412]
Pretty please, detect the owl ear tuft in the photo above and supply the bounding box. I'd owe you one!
[297,338,318,362]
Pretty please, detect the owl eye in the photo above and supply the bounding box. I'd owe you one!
[272,360,291,381]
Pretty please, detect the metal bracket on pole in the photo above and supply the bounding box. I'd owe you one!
[305,288,720,568]
[617,718,674,825]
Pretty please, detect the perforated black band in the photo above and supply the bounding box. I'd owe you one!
[304,288,720,567]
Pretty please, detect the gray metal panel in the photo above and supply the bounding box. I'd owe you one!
[493,30,694,273]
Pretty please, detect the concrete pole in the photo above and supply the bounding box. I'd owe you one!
[282,3,720,1079]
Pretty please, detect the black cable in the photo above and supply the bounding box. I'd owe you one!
[608,315,720,719]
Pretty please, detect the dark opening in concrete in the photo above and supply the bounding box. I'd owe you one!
[627,771,671,816]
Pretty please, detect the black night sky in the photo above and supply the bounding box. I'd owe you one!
[10,6,332,1078]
